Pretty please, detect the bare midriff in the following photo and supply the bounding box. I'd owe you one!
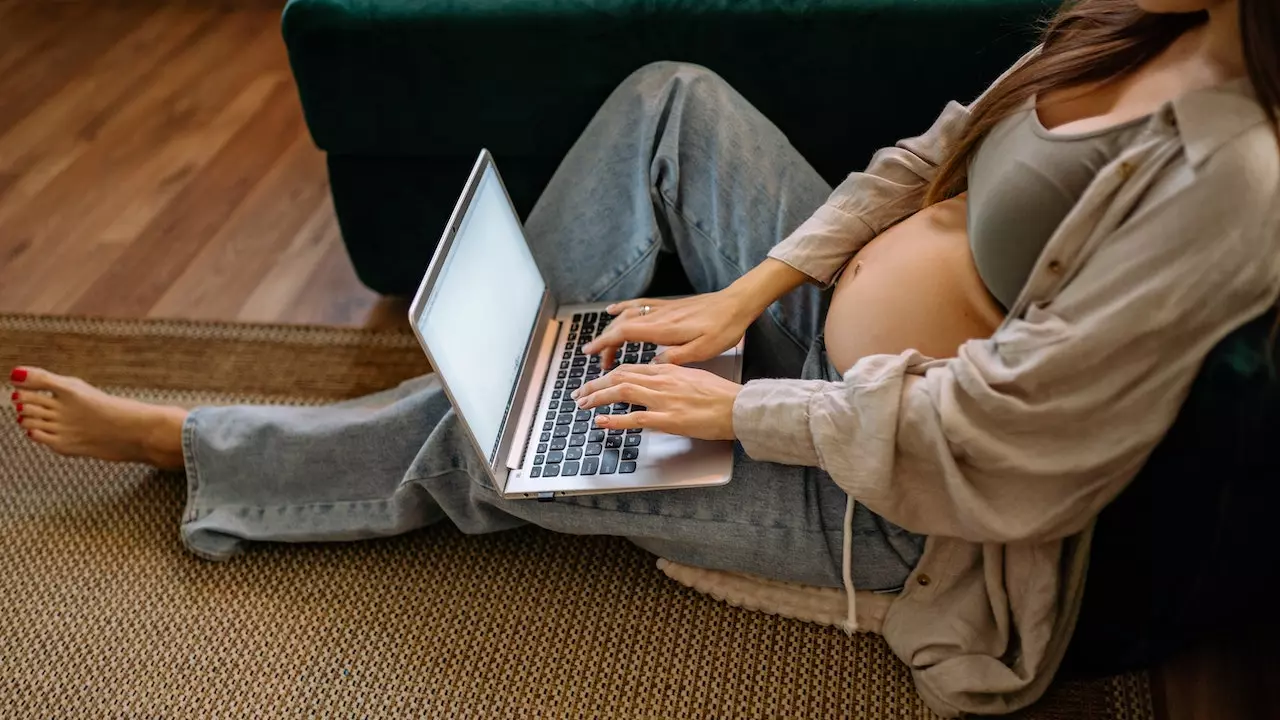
[823,195,1007,374]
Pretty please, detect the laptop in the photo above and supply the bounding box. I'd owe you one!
[408,150,741,500]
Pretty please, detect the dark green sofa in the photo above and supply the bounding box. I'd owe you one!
[282,0,1053,296]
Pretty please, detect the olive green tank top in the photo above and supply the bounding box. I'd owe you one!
[967,106,1149,309]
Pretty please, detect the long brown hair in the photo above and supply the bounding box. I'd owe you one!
[925,0,1280,206]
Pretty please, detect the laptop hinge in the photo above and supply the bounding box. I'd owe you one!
[504,317,561,471]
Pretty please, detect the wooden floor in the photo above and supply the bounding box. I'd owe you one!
[1,3,1276,720]
[0,0,405,329]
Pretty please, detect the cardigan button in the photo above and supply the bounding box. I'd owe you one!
[916,574,932,587]
[1120,161,1135,179]
[1047,259,1064,274]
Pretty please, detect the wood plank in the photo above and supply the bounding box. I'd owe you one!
[276,231,384,327]
[22,76,292,315]
[0,12,286,308]
[0,4,75,79]
[145,131,331,320]
[236,196,345,323]
[0,5,212,187]
[0,3,151,137]
[68,77,305,317]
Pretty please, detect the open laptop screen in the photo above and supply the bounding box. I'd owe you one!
[416,163,546,460]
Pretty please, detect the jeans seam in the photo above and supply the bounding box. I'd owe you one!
[654,188,814,353]
[588,240,662,302]
[657,187,746,279]
[764,304,811,354]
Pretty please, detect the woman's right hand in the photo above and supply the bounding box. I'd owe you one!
[581,258,810,368]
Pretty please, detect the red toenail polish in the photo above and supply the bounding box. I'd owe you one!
[9,392,16,400]
[17,415,23,423]
[10,369,26,383]
[15,404,21,413]
[26,430,32,438]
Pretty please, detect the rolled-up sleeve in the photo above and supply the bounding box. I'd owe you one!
[736,144,1280,543]
[767,100,972,286]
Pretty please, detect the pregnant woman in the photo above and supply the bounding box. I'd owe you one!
[8,0,1279,714]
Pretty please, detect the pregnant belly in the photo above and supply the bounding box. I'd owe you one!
[823,195,1006,374]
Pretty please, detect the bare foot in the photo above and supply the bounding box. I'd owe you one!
[9,367,188,469]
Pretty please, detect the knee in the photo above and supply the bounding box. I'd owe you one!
[613,61,736,112]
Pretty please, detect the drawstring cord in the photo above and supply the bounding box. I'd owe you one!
[842,496,859,633]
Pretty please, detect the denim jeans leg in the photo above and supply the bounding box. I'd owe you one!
[522,61,833,379]
[179,63,920,590]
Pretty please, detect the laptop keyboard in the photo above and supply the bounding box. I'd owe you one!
[528,311,655,479]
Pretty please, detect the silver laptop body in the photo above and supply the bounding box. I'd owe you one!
[408,150,740,500]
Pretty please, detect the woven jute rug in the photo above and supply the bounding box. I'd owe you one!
[0,315,1154,719]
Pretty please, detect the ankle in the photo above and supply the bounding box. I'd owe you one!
[141,407,188,470]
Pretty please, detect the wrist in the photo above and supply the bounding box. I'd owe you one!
[725,259,809,314]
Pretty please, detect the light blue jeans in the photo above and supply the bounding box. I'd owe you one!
[180,63,925,591]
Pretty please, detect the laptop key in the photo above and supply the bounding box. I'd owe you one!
[594,406,610,416]
[557,369,567,379]
[640,352,655,363]
[561,461,580,477]
[619,461,637,474]
[585,312,598,322]
[571,421,589,434]
[575,409,591,421]
[534,454,545,465]
[563,351,572,360]
[559,400,577,412]
[537,443,548,454]
[560,360,569,370]
[585,442,602,456]
[568,434,585,448]
[547,450,564,463]
[543,422,553,432]
[623,353,638,364]
[553,426,569,438]
[608,428,624,436]
[571,356,587,367]
[588,430,605,442]
[554,380,564,389]
[552,390,562,399]
[530,466,542,478]
[568,367,584,378]
[551,438,567,450]
[543,464,560,477]
[588,355,600,365]
[566,378,582,390]
[581,457,600,475]
[626,428,642,434]
[624,435,641,447]
[556,413,573,425]
[621,447,639,461]
[605,436,622,449]
[540,432,551,443]
[566,447,583,461]
[630,406,646,412]
[642,342,656,351]
[600,449,620,474]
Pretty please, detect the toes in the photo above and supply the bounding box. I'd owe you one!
[21,417,58,433]
[10,367,72,393]
[12,389,57,410]
[17,404,56,421]
[26,427,57,446]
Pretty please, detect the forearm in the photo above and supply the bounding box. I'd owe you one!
[724,258,811,316]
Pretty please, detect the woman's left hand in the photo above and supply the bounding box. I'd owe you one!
[569,363,741,441]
